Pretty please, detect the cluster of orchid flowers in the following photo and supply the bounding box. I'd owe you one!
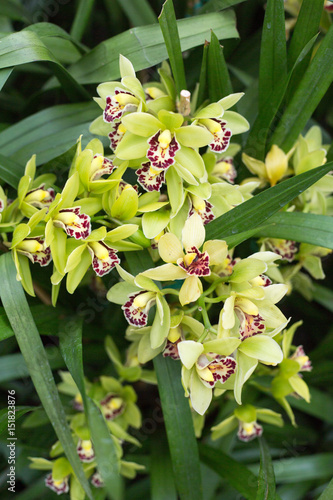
[29,368,144,496]
[0,54,331,496]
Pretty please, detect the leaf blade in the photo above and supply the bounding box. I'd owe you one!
[0,253,93,500]
[206,162,333,241]
[59,318,123,500]
[158,0,187,94]
[255,437,276,500]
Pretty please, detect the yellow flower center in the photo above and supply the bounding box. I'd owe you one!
[107,397,123,410]
[81,440,93,452]
[118,123,127,134]
[158,129,172,149]
[168,326,181,343]
[56,212,77,226]
[242,422,255,435]
[17,240,43,253]
[191,194,206,212]
[113,93,139,106]
[89,241,109,261]
[183,252,197,267]
[149,165,162,176]
[197,366,214,382]
[25,189,49,203]
[200,118,221,134]
[133,291,155,309]
[146,87,165,99]
[296,355,309,368]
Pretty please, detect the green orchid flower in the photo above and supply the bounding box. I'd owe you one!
[10,208,50,296]
[193,93,249,154]
[178,336,240,414]
[73,137,129,195]
[271,321,312,425]
[115,109,213,186]
[242,144,295,187]
[16,154,56,219]
[211,403,283,441]
[64,224,140,293]
[139,213,228,306]
[107,265,171,349]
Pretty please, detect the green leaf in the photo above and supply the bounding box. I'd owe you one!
[150,432,177,500]
[198,0,246,13]
[207,30,233,102]
[0,29,90,102]
[0,67,13,91]
[259,0,287,113]
[251,453,333,483]
[127,251,202,500]
[287,0,324,95]
[269,24,333,152]
[206,162,333,241]
[0,0,31,22]
[199,444,258,500]
[0,406,37,437]
[246,33,317,160]
[70,0,96,42]
[196,43,209,109]
[115,0,157,26]
[159,0,187,95]
[256,437,276,500]
[59,318,123,500]
[0,253,93,500]
[255,212,333,249]
[0,349,64,383]
[69,11,238,84]
[154,356,203,500]
[318,477,333,500]
[0,102,100,167]
[0,153,22,188]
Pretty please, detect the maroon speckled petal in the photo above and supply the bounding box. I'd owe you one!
[136,161,165,192]
[208,118,232,153]
[237,421,263,442]
[88,241,120,277]
[45,474,69,495]
[103,89,138,123]
[178,246,210,276]
[189,199,215,225]
[108,122,126,151]
[236,309,266,340]
[147,131,180,170]
[198,355,237,388]
[57,207,91,240]
[91,155,116,181]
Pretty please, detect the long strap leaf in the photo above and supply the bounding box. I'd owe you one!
[126,251,202,500]
[159,0,187,94]
[0,30,89,102]
[0,253,93,500]
[255,437,277,500]
[69,11,237,84]
[318,477,333,500]
[269,24,333,152]
[208,30,233,102]
[199,443,258,500]
[206,162,333,241]
[258,0,287,113]
[226,211,333,249]
[153,356,203,500]
[59,317,123,500]
[287,0,324,92]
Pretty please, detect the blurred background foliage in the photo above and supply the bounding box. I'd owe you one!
[0,0,333,499]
